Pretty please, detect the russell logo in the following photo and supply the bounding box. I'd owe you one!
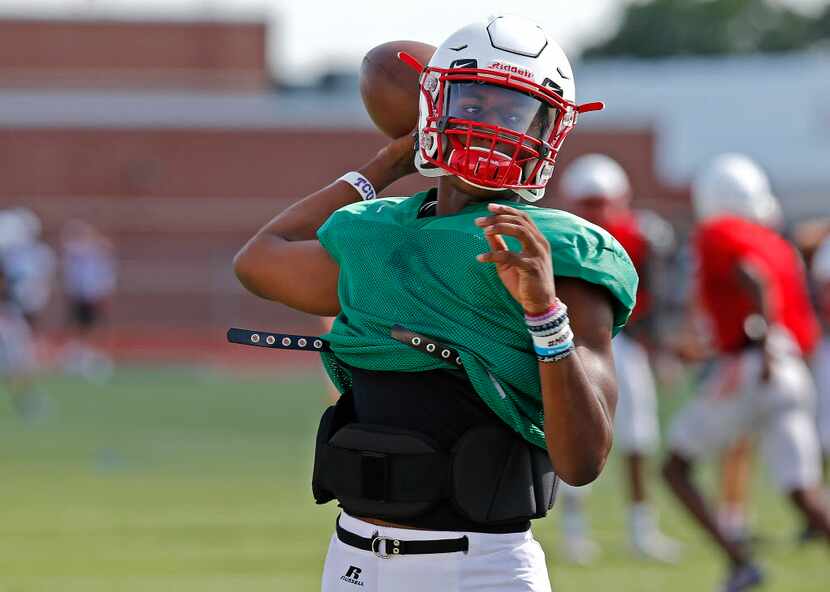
[489,62,534,79]
[340,565,364,587]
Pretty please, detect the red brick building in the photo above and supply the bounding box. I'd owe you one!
[0,18,268,90]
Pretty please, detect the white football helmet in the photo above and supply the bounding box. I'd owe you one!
[399,15,603,202]
[560,154,631,203]
[691,154,782,227]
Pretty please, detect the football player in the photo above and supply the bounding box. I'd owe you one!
[555,154,681,563]
[0,264,46,421]
[809,237,830,482]
[60,220,116,381]
[662,154,830,592]
[234,15,637,591]
[0,208,56,329]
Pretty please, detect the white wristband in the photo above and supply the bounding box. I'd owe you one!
[338,171,377,201]
[531,326,573,350]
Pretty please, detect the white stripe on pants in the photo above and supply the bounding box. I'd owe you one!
[321,513,551,592]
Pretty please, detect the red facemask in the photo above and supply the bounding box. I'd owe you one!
[400,52,603,193]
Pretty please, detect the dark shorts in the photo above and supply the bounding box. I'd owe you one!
[70,299,102,329]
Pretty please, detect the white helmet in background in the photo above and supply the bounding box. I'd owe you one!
[0,210,28,251]
[401,15,604,202]
[752,191,783,229]
[691,153,782,226]
[812,237,830,284]
[560,154,631,203]
[11,207,42,242]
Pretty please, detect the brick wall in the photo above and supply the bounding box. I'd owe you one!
[0,18,268,90]
[0,126,686,335]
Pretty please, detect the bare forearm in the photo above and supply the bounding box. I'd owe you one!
[540,349,615,486]
[234,155,394,286]
[471,210,619,486]
[233,136,416,310]
[254,155,405,242]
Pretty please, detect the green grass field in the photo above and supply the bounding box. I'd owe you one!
[1,366,827,591]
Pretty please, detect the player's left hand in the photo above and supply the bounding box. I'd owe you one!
[475,203,557,315]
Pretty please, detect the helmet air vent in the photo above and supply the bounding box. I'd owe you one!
[486,16,548,58]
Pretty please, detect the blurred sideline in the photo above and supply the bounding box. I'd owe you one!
[35,327,323,372]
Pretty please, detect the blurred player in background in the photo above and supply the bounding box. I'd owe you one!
[0,264,47,421]
[713,192,783,547]
[809,237,830,476]
[555,154,681,563]
[0,208,56,330]
[61,220,117,381]
[794,218,830,268]
[808,237,830,491]
[662,154,830,592]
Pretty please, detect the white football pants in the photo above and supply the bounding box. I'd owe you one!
[321,513,551,592]
[669,328,822,492]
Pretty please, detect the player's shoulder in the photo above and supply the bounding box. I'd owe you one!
[328,191,428,222]
[519,203,625,252]
[517,202,590,227]
[517,204,638,335]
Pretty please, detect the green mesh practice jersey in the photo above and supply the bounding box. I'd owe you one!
[317,190,638,449]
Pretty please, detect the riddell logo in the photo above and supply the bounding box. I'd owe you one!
[489,62,533,79]
[340,566,364,587]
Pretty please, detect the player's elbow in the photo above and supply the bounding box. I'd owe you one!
[553,435,612,487]
[233,241,267,294]
[557,456,607,487]
[233,246,253,284]
[559,469,596,487]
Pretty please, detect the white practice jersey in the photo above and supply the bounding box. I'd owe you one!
[62,239,116,301]
[3,241,56,314]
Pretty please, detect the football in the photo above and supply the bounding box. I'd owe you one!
[359,40,436,138]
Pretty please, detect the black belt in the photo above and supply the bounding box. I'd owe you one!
[227,325,462,368]
[226,328,332,352]
[336,516,469,558]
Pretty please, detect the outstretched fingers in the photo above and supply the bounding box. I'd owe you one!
[477,220,536,270]
[483,228,509,253]
[477,248,532,267]
[475,205,547,256]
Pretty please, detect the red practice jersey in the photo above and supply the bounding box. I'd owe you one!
[694,216,820,355]
[605,211,650,323]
